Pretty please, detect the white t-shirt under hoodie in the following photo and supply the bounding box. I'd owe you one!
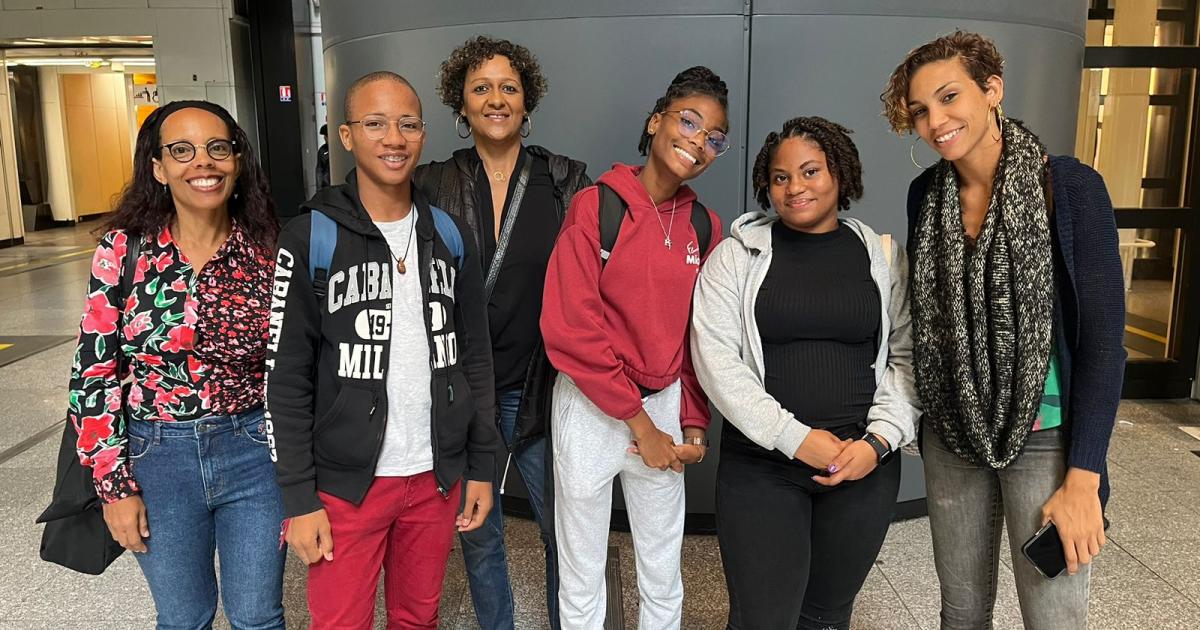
[372,206,433,477]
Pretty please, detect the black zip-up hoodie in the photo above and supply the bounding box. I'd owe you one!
[265,169,501,518]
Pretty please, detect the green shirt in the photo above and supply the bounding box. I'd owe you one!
[1034,345,1063,431]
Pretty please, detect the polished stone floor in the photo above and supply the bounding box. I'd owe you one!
[1,225,1199,628]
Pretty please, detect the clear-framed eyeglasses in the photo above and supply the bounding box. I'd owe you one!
[346,116,427,142]
[661,110,730,157]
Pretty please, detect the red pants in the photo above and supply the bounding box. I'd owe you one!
[307,472,462,629]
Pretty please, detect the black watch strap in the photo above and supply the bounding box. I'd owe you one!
[863,434,892,464]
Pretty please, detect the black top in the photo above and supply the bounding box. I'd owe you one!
[472,147,559,392]
[727,221,881,459]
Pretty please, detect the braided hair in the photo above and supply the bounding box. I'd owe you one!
[751,116,863,211]
[638,66,728,155]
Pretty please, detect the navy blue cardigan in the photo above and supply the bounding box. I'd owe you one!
[907,156,1126,505]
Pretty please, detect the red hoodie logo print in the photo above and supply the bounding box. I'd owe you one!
[686,240,701,266]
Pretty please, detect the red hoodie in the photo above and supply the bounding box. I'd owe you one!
[541,163,722,430]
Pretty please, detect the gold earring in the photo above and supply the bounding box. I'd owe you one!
[910,136,929,169]
[991,104,1005,142]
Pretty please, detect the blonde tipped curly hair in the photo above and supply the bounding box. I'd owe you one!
[880,30,1005,134]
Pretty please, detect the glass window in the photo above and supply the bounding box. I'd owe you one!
[1088,0,1198,46]
[1075,68,1195,208]
[1123,228,1181,360]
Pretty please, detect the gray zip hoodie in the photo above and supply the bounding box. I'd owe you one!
[690,211,920,459]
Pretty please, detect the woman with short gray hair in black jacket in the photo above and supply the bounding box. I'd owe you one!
[413,35,590,630]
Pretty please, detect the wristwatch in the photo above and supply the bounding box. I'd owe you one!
[683,436,708,464]
[862,434,893,465]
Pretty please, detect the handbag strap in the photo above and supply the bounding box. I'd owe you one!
[484,157,533,299]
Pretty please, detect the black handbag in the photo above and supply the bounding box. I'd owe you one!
[36,234,140,574]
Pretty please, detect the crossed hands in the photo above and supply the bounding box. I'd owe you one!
[797,429,888,487]
[625,410,706,472]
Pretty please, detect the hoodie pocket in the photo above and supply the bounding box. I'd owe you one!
[314,385,380,469]
[436,370,476,456]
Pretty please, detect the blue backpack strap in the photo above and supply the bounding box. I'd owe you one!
[308,210,337,299]
[429,206,464,270]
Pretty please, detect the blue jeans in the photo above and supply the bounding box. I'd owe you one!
[923,424,1090,630]
[128,408,286,630]
[460,389,559,630]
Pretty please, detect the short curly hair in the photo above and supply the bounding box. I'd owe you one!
[752,116,863,212]
[436,36,548,115]
[880,30,1005,134]
[639,66,729,156]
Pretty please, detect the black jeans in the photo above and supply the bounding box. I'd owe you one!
[716,424,901,630]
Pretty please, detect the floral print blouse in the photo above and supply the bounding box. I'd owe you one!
[68,225,274,503]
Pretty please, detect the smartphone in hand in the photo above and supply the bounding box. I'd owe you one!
[1022,522,1067,579]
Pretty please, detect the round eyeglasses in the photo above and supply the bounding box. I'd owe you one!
[159,139,237,163]
[661,110,730,157]
[345,116,427,142]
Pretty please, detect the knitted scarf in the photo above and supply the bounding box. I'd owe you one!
[912,118,1054,469]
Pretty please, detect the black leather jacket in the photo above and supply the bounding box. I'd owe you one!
[414,145,591,450]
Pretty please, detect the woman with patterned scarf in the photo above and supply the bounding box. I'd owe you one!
[881,31,1126,629]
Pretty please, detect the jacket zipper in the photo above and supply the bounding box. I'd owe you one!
[417,236,449,498]
[368,392,386,466]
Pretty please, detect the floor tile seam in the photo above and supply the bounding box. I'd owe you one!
[1104,538,1200,608]
[871,557,923,626]
[0,420,66,466]
[0,255,96,280]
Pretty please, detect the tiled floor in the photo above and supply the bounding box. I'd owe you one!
[2,226,1200,629]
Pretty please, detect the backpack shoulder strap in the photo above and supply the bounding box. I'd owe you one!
[880,233,894,265]
[308,210,337,299]
[689,200,712,255]
[115,232,141,377]
[120,232,141,300]
[430,206,464,270]
[597,183,626,267]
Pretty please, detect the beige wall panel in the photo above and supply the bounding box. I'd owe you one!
[91,74,118,111]
[94,107,126,212]
[115,81,134,184]
[64,103,105,215]
[61,74,93,109]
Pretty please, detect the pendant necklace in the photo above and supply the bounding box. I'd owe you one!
[388,205,416,274]
[493,170,506,182]
[645,191,677,249]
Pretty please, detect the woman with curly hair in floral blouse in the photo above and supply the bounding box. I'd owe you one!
[67,100,284,630]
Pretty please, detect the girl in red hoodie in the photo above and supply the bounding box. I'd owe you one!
[540,66,727,629]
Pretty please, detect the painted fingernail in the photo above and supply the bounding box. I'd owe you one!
[828,464,839,473]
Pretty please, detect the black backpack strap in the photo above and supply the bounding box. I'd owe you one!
[117,234,141,377]
[597,183,626,268]
[689,200,712,255]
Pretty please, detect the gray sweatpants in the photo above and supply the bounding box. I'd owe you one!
[552,374,686,630]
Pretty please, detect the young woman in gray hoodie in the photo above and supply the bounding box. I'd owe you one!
[691,116,919,630]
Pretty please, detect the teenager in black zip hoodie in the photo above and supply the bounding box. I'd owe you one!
[265,71,501,628]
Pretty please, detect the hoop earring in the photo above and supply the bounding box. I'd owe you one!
[455,114,471,139]
[520,115,532,138]
[991,104,1005,142]
[910,136,929,169]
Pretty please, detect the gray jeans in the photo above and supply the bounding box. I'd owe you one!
[922,424,1090,630]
